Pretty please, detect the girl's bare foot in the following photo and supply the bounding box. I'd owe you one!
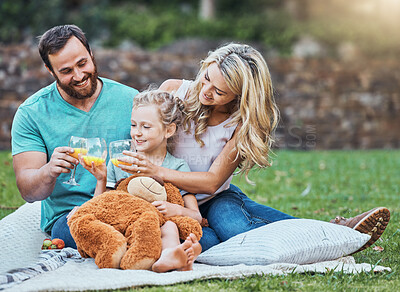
[178,233,202,271]
[151,238,193,273]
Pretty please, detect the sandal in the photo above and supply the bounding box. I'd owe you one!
[330,207,390,253]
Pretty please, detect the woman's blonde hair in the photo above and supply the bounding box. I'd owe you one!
[183,43,279,177]
[132,89,184,152]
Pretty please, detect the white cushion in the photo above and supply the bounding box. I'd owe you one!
[196,219,371,266]
[0,202,48,273]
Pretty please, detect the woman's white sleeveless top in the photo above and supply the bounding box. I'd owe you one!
[172,80,237,205]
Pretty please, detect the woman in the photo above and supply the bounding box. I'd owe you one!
[119,43,390,251]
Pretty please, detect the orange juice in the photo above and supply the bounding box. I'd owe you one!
[82,156,105,167]
[111,158,132,167]
[68,148,88,159]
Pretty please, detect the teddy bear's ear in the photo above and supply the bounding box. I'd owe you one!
[114,178,125,189]
[115,176,135,192]
[165,183,185,207]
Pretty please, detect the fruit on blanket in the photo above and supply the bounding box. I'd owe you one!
[41,238,65,250]
[52,238,65,249]
[42,238,52,249]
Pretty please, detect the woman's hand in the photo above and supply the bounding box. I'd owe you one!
[78,154,107,181]
[152,201,181,217]
[118,151,163,178]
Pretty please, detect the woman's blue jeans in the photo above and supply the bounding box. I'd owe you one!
[51,212,77,249]
[199,184,296,251]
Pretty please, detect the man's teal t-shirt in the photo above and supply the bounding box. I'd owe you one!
[11,77,138,233]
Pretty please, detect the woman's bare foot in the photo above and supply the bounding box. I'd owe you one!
[151,238,193,273]
[178,233,202,271]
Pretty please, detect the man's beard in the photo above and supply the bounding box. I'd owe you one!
[55,58,99,100]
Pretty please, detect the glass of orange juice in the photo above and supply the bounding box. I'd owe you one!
[82,138,107,168]
[63,136,87,186]
[109,139,135,167]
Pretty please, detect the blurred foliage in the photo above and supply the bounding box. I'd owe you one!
[0,0,295,54]
[104,4,296,53]
[1,0,399,57]
[0,0,109,43]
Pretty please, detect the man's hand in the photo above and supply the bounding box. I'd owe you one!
[13,148,76,202]
[46,146,77,179]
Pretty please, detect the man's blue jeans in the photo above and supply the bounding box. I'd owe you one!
[51,212,77,249]
[199,184,296,251]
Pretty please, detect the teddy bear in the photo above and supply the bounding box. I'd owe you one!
[67,176,202,270]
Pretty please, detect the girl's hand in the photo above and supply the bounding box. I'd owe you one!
[78,154,107,181]
[152,201,181,217]
[118,151,162,178]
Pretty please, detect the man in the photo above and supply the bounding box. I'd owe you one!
[11,25,138,248]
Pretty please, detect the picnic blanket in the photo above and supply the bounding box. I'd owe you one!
[0,248,83,291]
[0,202,391,292]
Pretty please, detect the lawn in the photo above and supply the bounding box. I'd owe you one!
[1,150,399,291]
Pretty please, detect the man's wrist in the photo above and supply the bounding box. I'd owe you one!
[42,163,57,184]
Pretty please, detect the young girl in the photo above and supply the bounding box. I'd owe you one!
[118,43,390,253]
[79,90,202,272]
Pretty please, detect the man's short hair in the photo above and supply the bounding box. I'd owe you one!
[38,24,91,72]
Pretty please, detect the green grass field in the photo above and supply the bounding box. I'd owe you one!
[1,150,399,291]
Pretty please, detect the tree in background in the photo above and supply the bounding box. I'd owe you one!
[199,0,215,20]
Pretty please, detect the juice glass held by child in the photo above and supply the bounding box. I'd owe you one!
[82,138,107,167]
[109,139,134,167]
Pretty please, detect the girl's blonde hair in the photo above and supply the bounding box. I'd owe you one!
[132,89,184,152]
[183,43,279,177]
